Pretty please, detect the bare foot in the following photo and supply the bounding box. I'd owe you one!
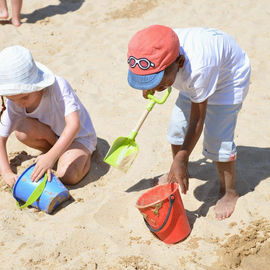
[0,11,8,20]
[215,190,238,220]
[158,173,169,185]
[11,17,21,26]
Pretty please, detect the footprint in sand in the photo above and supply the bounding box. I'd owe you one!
[93,195,129,229]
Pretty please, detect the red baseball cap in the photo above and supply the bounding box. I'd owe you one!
[127,25,180,90]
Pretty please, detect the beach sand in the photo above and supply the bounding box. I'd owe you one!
[0,0,270,269]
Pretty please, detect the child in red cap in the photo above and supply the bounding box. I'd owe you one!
[127,25,251,220]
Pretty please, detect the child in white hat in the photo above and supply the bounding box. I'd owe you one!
[0,45,97,187]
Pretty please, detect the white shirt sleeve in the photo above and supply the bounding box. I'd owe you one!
[0,100,23,137]
[188,66,219,103]
[55,77,80,117]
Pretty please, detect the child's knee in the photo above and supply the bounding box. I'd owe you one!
[57,154,91,185]
[15,122,38,143]
[16,118,54,141]
[60,172,81,186]
[57,164,82,186]
[15,130,28,143]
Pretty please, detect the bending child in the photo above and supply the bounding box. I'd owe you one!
[127,25,251,220]
[0,45,97,187]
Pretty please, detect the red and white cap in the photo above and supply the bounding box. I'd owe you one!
[127,25,180,90]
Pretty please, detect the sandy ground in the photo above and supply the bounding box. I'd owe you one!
[0,0,270,269]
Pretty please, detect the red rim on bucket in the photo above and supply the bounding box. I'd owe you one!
[136,183,191,244]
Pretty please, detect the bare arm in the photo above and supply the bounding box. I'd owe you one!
[31,111,81,181]
[46,110,81,163]
[180,99,207,156]
[168,99,208,193]
[0,136,17,186]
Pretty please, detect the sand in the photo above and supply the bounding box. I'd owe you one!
[0,0,270,269]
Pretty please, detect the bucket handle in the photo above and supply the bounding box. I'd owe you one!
[144,194,175,233]
[15,173,48,210]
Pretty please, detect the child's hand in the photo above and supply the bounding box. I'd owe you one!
[143,89,155,99]
[3,172,18,187]
[168,152,189,194]
[31,154,55,182]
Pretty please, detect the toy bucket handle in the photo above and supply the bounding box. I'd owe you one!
[15,173,48,210]
[144,194,175,233]
[147,87,172,104]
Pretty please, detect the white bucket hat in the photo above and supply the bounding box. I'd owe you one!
[0,45,55,96]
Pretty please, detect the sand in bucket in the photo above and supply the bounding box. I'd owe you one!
[136,183,191,244]
[13,164,70,214]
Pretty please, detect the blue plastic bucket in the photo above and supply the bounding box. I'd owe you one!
[13,164,70,214]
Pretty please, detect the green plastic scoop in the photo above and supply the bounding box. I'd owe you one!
[104,87,172,172]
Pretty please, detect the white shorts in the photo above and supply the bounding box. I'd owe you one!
[76,135,97,154]
[167,94,242,162]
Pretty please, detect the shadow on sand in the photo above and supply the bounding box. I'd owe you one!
[125,145,270,228]
[9,151,37,173]
[21,0,85,24]
[0,19,11,26]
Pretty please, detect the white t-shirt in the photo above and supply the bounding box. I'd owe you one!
[0,76,97,152]
[173,28,251,105]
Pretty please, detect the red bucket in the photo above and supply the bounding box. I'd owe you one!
[136,183,191,244]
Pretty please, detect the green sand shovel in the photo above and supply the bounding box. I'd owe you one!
[104,87,172,172]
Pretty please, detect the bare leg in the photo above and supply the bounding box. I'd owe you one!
[214,161,238,220]
[15,118,91,185]
[0,0,8,19]
[15,117,58,152]
[11,0,22,26]
[158,144,182,185]
[56,141,91,185]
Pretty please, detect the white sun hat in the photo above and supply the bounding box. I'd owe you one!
[0,45,55,96]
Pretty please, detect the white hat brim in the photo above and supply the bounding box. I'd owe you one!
[0,62,55,96]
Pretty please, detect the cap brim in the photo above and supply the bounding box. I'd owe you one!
[128,69,164,90]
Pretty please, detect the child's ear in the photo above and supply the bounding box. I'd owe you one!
[178,55,185,68]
